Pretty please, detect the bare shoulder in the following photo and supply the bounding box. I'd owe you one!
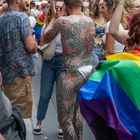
[54,16,69,28]
[54,15,95,32]
[54,16,74,30]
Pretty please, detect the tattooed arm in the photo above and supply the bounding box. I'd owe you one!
[43,18,61,44]
[43,0,65,44]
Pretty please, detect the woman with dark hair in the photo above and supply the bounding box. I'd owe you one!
[92,0,101,19]
[33,0,64,138]
[82,0,90,16]
[109,0,140,50]
[92,0,106,37]
[91,0,106,68]
[92,0,124,68]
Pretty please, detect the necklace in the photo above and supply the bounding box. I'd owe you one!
[94,17,107,27]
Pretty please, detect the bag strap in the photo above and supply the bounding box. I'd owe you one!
[12,107,26,140]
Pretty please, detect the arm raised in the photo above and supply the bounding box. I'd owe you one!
[109,0,129,44]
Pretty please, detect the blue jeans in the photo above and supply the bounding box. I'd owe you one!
[92,44,104,69]
[37,54,62,121]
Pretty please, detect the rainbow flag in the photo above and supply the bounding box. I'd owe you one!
[33,12,46,44]
[78,50,140,140]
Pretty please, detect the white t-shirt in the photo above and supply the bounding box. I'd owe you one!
[102,21,125,53]
[55,33,62,53]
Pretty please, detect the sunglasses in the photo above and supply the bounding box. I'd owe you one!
[55,5,63,11]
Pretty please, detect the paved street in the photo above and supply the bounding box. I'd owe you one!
[25,56,96,140]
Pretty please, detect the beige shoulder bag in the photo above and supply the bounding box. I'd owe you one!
[41,38,56,60]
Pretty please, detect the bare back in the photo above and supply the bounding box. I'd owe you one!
[48,15,95,69]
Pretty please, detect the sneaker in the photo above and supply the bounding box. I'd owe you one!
[57,129,63,139]
[33,125,43,135]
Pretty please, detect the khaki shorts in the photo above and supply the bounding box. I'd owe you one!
[4,76,33,118]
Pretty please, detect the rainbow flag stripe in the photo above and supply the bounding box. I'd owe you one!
[78,51,140,140]
[33,12,46,42]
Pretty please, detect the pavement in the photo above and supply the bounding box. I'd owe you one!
[25,56,96,140]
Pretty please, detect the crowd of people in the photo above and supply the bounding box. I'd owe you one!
[0,0,140,139]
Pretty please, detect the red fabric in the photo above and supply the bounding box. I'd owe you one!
[38,12,46,22]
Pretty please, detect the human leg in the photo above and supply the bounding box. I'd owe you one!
[33,60,55,134]
[37,60,55,121]
[56,72,84,140]
[4,76,32,118]
[73,100,83,140]
[54,55,64,138]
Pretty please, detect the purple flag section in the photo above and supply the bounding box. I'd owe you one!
[78,71,140,140]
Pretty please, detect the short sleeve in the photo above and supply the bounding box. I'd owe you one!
[21,14,34,40]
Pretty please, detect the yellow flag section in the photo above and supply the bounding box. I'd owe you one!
[106,50,140,67]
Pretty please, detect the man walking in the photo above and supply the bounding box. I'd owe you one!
[43,0,95,139]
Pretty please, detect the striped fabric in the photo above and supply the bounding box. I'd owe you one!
[78,50,140,140]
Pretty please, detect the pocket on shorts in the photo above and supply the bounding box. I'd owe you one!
[4,77,26,100]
